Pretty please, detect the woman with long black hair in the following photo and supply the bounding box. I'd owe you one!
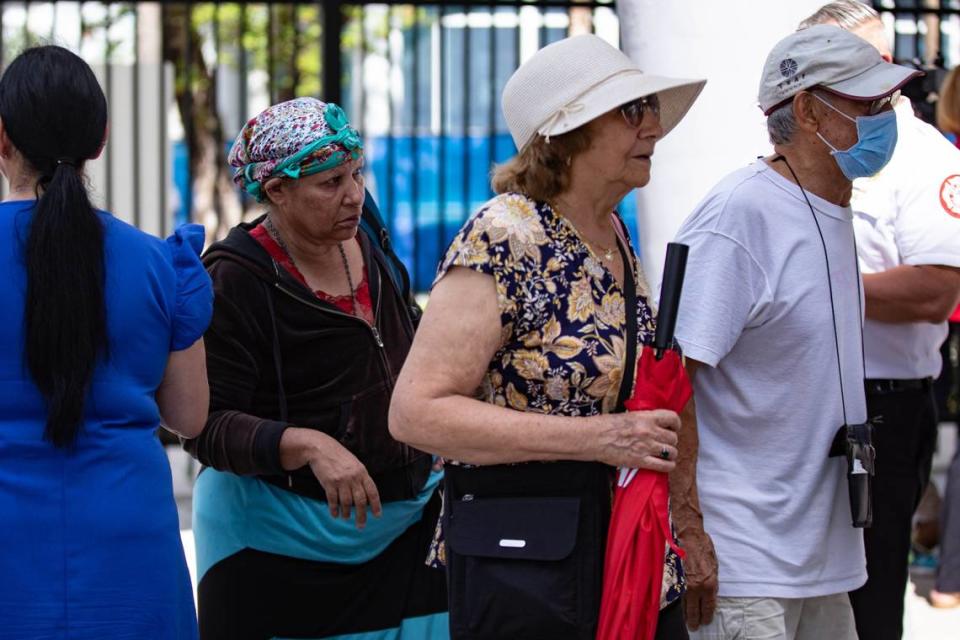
[0,46,212,638]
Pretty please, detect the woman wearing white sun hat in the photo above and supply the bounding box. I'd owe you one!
[390,34,706,639]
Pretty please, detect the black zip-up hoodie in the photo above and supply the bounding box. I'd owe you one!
[184,215,431,503]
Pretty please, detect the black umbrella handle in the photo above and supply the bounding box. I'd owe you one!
[653,243,689,360]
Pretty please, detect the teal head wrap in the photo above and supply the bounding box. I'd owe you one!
[228,98,363,202]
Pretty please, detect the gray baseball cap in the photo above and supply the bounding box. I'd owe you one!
[758,24,921,115]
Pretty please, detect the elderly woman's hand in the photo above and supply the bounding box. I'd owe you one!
[279,427,383,529]
[591,409,680,471]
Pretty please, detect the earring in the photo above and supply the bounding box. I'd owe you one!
[565,156,572,167]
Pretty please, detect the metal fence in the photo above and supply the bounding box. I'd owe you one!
[336,2,623,287]
[875,0,960,67]
[871,1,960,140]
[0,1,621,290]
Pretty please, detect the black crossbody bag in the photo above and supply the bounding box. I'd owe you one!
[443,221,639,640]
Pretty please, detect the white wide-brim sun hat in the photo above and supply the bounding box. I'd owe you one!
[502,34,706,152]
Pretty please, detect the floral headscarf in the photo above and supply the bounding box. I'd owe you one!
[228,97,363,202]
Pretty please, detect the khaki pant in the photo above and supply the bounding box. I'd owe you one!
[687,593,857,640]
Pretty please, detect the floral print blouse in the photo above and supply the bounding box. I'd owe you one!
[430,192,685,608]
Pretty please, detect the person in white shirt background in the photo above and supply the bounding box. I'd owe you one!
[928,61,960,612]
[800,4,960,639]
[675,24,920,640]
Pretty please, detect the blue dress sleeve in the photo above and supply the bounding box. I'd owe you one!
[166,223,214,351]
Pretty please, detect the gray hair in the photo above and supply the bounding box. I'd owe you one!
[798,1,879,31]
[767,103,798,146]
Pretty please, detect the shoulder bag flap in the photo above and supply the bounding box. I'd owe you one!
[446,496,581,561]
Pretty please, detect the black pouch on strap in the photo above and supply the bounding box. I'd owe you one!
[443,461,611,640]
[448,496,580,561]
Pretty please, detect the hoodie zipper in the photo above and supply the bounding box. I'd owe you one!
[271,278,396,391]
[268,260,405,489]
[273,282,384,347]
[267,248,386,344]
[273,278,396,487]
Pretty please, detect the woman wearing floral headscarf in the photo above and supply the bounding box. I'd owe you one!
[184,97,447,639]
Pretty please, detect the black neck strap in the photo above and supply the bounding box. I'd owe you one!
[773,155,866,426]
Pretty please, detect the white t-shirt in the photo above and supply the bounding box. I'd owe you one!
[852,99,960,379]
[674,160,868,598]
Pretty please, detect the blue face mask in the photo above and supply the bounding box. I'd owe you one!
[813,93,898,180]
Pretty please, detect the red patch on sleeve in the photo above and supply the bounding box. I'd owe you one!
[939,175,960,218]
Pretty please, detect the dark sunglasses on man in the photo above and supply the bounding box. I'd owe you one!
[620,94,660,128]
[813,88,900,117]
[865,90,900,116]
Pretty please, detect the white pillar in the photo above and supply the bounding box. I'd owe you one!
[616,0,828,291]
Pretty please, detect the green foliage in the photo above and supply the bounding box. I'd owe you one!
[187,3,323,100]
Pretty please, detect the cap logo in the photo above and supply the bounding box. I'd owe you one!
[779,58,798,78]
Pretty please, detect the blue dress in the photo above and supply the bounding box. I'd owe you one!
[0,201,212,639]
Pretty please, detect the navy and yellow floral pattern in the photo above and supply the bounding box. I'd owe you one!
[432,192,685,607]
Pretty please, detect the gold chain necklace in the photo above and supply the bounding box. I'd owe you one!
[594,243,616,262]
[263,216,359,317]
[549,201,618,262]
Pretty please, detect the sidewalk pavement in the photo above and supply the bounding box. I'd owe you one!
[906,567,960,640]
[911,422,960,639]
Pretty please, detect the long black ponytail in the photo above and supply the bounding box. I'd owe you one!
[0,46,109,447]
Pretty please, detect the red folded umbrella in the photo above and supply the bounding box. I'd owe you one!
[596,345,692,640]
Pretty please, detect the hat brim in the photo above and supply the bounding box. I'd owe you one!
[536,71,706,142]
[820,61,922,103]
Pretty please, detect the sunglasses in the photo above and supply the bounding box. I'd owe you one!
[620,94,661,128]
[866,90,900,116]
[813,89,900,117]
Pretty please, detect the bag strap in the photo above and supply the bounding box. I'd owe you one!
[360,188,412,302]
[611,214,638,413]
[261,279,289,424]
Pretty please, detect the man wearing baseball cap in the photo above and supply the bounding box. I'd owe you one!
[801,4,960,638]
[673,24,919,638]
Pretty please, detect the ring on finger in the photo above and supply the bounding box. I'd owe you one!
[659,447,671,461]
